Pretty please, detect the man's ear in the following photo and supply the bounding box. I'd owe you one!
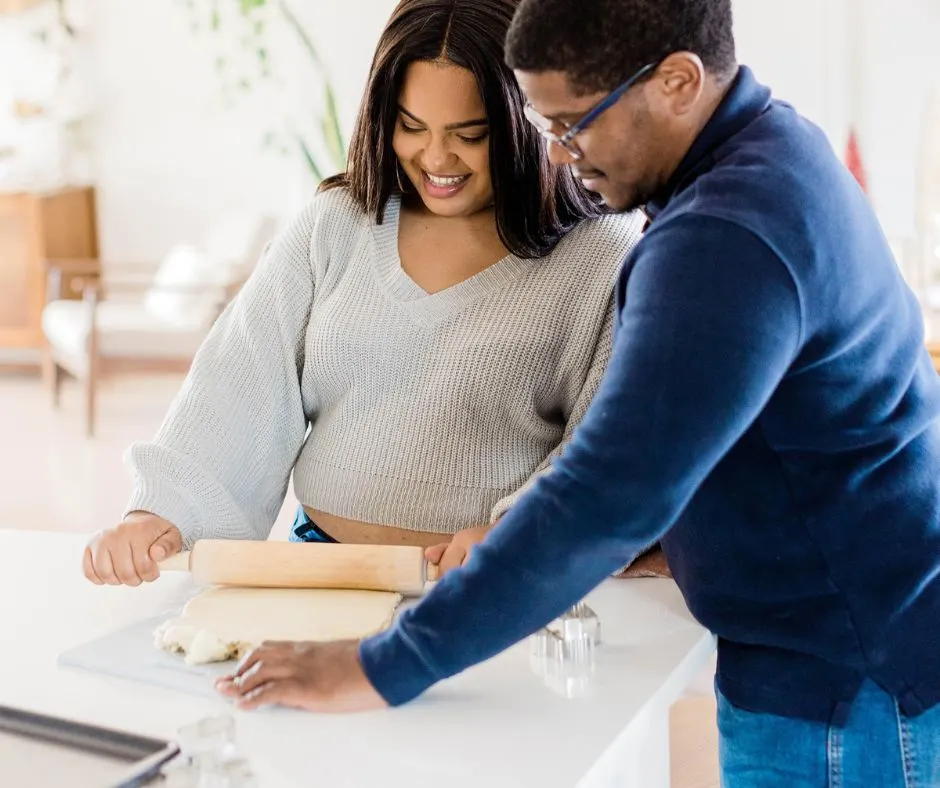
[654,52,706,117]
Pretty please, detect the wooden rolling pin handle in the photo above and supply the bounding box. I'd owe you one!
[158,551,191,572]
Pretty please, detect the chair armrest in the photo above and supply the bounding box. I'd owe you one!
[44,257,102,276]
[45,258,163,273]
[78,279,236,296]
[45,259,101,303]
[45,258,163,294]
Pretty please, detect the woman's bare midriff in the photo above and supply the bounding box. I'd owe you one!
[303,507,450,549]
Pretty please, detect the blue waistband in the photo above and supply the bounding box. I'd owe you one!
[289,506,338,543]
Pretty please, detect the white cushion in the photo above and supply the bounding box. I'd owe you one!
[204,215,266,271]
[143,245,235,329]
[42,299,207,365]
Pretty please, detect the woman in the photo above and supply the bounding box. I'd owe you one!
[83,0,647,586]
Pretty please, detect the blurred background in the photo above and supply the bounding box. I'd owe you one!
[1,3,939,785]
[1,1,938,276]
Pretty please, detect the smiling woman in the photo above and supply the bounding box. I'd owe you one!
[323,0,601,257]
[86,0,653,599]
[394,65,490,208]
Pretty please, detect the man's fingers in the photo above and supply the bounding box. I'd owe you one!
[215,677,238,697]
[82,546,103,585]
[231,648,262,679]
[438,544,467,577]
[216,644,291,695]
[425,543,448,565]
[230,659,296,696]
[231,642,291,680]
[235,679,305,711]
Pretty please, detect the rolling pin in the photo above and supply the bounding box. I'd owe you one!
[158,540,440,596]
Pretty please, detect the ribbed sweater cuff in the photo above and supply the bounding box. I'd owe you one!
[124,480,202,549]
[358,627,441,707]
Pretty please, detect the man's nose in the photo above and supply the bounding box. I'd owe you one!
[548,140,579,166]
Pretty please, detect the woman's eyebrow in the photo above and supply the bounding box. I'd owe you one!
[398,105,489,130]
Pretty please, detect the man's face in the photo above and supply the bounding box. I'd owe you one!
[515,69,668,212]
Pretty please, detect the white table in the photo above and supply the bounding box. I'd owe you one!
[0,529,715,787]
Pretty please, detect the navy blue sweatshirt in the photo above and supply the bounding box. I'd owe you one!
[358,67,940,724]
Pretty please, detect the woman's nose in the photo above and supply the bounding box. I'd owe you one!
[424,135,455,171]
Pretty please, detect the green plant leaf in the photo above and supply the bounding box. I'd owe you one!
[297,136,324,182]
[279,0,324,69]
[323,83,346,164]
[240,0,268,15]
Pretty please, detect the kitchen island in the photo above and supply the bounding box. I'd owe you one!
[0,529,715,787]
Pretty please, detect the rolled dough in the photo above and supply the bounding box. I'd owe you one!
[154,587,402,665]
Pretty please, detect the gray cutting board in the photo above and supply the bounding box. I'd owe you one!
[58,599,415,698]
[58,616,230,699]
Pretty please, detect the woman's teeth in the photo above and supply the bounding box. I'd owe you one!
[425,173,469,186]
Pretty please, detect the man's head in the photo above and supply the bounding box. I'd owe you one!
[506,0,737,211]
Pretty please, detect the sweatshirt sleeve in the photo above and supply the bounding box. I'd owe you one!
[123,203,319,548]
[358,215,803,705]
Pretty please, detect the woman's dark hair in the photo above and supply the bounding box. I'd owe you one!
[320,0,604,258]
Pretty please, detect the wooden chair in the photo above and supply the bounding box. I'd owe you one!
[41,216,276,436]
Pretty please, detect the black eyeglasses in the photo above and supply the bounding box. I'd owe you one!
[523,62,659,160]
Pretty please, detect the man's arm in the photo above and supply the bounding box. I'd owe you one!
[359,215,804,705]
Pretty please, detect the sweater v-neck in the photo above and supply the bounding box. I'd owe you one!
[371,195,532,322]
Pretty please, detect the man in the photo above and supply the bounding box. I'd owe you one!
[219,1,940,783]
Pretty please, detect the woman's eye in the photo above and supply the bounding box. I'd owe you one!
[400,122,424,134]
[458,133,488,145]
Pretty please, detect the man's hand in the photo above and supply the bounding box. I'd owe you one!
[83,512,183,586]
[215,639,387,713]
[425,524,493,578]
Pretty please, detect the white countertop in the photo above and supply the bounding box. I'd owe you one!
[0,529,715,787]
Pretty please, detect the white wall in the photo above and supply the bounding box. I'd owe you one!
[856,0,940,237]
[733,0,851,150]
[83,0,396,264]
[733,0,940,239]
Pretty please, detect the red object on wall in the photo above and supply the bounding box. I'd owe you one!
[845,129,868,193]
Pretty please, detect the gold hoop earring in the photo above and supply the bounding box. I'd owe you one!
[396,164,410,194]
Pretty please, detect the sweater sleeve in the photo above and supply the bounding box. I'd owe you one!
[488,290,616,523]
[358,215,803,705]
[123,203,319,548]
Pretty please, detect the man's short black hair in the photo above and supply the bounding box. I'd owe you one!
[505,0,736,94]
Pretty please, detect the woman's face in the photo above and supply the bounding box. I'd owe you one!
[392,60,494,217]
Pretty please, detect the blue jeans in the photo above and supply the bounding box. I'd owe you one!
[718,679,940,787]
[288,506,337,543]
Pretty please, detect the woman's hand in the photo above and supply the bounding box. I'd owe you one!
[83,512,183,586]
[616,545,672,578]
[425,524,494,578]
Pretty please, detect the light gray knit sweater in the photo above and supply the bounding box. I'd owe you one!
[125,188,644,547]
